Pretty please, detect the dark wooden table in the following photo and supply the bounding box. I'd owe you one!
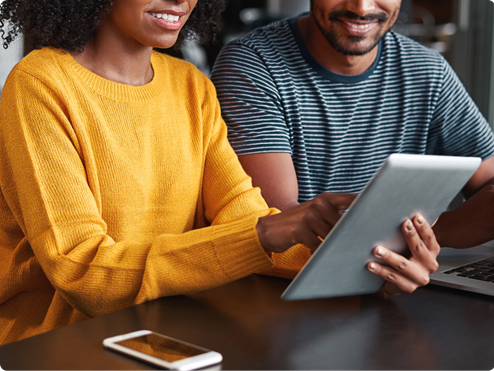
[1,274,494,370]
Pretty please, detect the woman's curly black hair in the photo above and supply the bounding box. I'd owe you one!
[0,0,225,51]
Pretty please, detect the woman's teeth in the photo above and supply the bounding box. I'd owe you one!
[344,21,372,30]
[150,13,180,22]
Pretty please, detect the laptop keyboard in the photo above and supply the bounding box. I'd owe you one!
[443,256,494,282]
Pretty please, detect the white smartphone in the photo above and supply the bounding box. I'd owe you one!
[103,330,223,370]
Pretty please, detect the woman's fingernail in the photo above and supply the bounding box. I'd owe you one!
[416,214,424,225]
[405,219,413,232]
[374,247,383,258]
[368,262,377,271]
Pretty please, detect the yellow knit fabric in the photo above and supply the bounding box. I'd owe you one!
[0,47,305,345]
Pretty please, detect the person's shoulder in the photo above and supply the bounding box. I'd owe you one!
[384,31,444,66]
[4,47,71,92]
[151,51,215,95]
[12,47,67,79]
[152,51,212,86]
[152,51,207,78]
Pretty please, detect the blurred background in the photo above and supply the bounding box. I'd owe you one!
[1,0,494,128]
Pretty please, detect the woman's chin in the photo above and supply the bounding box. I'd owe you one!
[150,37,181,50]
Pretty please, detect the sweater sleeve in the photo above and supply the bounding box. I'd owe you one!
[0,67,275,318]
[201,79,281,226]
[204,72,313,280]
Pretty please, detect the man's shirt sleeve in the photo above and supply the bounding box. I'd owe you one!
[428,59,494,160]
[211,41,293,155]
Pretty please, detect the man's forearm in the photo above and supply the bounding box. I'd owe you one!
[433,183,494,248]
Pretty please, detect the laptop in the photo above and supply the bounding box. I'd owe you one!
[282,154,482,301]
[430,241,494,296]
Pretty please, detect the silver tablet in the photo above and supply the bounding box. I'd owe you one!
[281,154,481,300]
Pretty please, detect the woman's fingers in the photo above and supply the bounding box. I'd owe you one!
[256,192,357,254]
[305,192,357,226]
[296,193,357,252]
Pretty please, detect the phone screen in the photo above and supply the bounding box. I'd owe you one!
[115,333,208,363]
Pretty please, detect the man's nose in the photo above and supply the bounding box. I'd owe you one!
[345,0,377,17]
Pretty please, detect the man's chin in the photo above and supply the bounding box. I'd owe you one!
[331,41,379,57]
[324,26,390,57]
[334,45,376,57]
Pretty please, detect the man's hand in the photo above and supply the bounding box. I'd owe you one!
[256,192,357,253]
[367,214,440,295]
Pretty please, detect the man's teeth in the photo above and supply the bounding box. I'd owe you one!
[344,21,371,30]
[150,13,180,22]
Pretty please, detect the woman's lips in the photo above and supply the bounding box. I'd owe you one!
[148,11,185,31]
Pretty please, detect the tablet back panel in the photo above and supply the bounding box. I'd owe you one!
[281,154,481,301]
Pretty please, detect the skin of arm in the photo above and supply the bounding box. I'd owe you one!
[433,156,494,248]
[239,153,300,211]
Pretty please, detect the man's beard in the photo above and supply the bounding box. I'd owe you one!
[314,9,394,57]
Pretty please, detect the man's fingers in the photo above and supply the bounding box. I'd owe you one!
[370,246,431,286]
[412,214,440,256]
[402,217,440,273]
[367,214,441,296]
[367,261,421,294]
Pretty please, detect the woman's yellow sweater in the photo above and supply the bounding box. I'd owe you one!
[0,48,309,345]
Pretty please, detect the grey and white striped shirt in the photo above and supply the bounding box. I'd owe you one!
[211,17,494,203]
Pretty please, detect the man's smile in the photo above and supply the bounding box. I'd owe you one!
[339,19,379,36]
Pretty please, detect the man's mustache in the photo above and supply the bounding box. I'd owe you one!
[328,10,389,22]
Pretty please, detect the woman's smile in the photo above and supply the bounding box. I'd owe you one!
[101,0,198,50]
[148,10,185,31]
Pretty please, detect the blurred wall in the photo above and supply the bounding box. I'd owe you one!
[267,0,310,17]
[0,35,23,91]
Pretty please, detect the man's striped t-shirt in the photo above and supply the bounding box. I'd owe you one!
[211,17,494,203]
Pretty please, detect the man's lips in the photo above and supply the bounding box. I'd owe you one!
[338,19,379,36]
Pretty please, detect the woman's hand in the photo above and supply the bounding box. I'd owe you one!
[256,192,357,253]
[367,214,440,295]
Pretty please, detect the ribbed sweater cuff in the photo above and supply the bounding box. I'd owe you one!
[212,215,274,281]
